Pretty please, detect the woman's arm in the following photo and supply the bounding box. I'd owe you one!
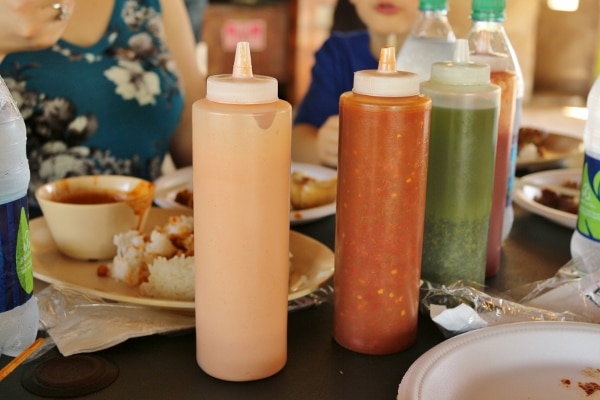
[160,0,207,168]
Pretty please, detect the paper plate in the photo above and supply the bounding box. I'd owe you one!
[398,321,600,400]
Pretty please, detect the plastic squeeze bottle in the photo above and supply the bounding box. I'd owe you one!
[0,74,39,357]
[571,76,600,269]
[467,0,518,277]
[334,47,431,354]
[193,42,291,381]
[420,39,500,285]
[396,0,456,82]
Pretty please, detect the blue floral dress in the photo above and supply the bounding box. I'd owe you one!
[0,0,184,208]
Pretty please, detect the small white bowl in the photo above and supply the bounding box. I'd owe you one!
[35,175,155,260]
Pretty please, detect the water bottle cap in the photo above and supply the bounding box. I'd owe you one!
[353,47,420,97]
[206,42,278,104]
[430,39,491,85]
[471,0,505,21]
[419,0,448,11]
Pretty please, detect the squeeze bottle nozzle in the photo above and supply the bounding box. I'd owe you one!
[232,42,253,78]
[206,41,277,104]
[453,38,470,63]
[429,38,490,85]
[353,46,419,97]
[377,46,397,73]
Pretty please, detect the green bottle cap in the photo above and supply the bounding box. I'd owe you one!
[419,0,448,11]
[471,0,505,21]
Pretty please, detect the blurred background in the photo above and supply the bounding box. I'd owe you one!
[195,0,598,119]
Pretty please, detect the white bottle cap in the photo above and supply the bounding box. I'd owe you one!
[430,39,490,85]
[206,42,278,104]
[353,47,420,97]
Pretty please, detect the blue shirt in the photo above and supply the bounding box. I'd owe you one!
[0,0,184,207]
[293,31,377,128]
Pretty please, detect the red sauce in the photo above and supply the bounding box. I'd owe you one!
[333,92,431,354]
[485,70,517,278]
[578,381,600,396]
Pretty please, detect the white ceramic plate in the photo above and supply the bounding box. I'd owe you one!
[517,132,583,170]
[154,162,337,225]
[513,168,580,229]
[398,321,600,400]
[32,208,334,310]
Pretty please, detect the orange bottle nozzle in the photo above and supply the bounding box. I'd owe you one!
[232,41,253,78]
[377,46,397,73]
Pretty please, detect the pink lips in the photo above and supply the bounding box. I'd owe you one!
[374,2,400,14]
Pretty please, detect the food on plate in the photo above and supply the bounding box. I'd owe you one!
[172,171,338,211]
[533,179,579,214]
[97,214,195,300]
[97,214,295,301]
[290,171,337,210]
[174,188,193,208]
[517,126,548,161]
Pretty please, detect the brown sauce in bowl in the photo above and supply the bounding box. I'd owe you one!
[56,190,126,204]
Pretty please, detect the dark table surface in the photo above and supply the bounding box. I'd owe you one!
[0,203,574,399]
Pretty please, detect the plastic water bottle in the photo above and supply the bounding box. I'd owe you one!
[571,76,600,268]
[0,75,39,357]
[467,0,520,277]
[396,0,456,82]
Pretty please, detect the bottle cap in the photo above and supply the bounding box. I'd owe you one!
[471,0,505,21]
[419,0,448,11]
[206,42,278,104]
[430,39,490,85]
[353,47,420,97]
[0,76,22,123]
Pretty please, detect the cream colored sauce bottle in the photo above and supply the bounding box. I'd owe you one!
[193,42,291,381]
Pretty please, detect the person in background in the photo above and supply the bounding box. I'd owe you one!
[330,0,366,33]
[292,0,419,167]
[0,0,206,210]
[184,0,208,42]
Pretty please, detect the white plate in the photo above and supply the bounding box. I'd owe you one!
[32,208,334,310]
[154,162,337,225]
[517,132,583,170]
[398,321,600,400]
[513,168,580,229]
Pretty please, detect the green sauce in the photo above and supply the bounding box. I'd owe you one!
[421,106,497,285]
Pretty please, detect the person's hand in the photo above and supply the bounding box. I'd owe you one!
[0,0,75,60]
[317,115,339,168]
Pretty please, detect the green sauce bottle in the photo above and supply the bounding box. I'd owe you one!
[420,39,500,285]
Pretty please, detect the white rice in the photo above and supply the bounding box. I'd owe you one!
[108,215,195,299]
[140,254,195,300]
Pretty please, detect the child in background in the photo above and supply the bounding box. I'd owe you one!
[292,0,419,167]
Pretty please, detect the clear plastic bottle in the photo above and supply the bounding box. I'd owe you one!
[467,0,520,278]
[334,47,431,354]
[571,76,600,268]
[396,0,456,82]
[420,40,500,285]
[193,42,291,381]
[0,75,39,357]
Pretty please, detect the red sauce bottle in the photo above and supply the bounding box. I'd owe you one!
[333,47,431,354]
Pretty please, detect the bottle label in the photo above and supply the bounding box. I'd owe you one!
[576,154,600,242]
[0,196,34,313]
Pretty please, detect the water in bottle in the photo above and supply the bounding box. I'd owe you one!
[0,75,39,357]
[396,0,456,82]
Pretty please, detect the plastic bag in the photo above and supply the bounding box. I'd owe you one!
[420,279,579,338]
